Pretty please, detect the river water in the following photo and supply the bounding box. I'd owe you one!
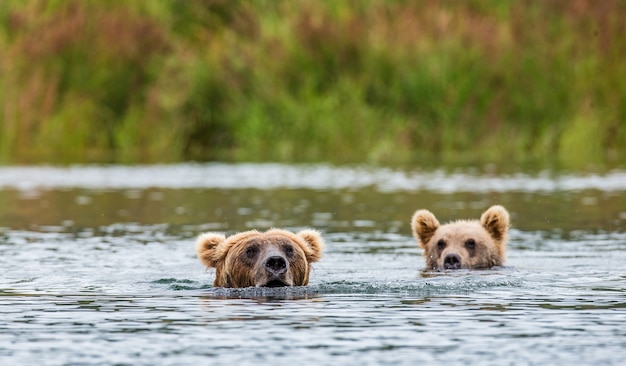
[1,163,625,365]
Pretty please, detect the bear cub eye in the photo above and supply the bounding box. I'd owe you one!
[437,239,446,250]
[464,239,476,249]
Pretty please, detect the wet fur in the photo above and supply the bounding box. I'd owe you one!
[195,228,324,288]
[411,205,509,270]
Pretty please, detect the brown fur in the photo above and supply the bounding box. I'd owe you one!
[195,228,325,288]
[411,205,509,270]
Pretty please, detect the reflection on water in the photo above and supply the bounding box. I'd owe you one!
[1,164,625,234]
[0,163,625,364]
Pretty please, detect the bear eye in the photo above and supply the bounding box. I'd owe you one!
[245,246,258,258]
[465,239,476,249]
[437,239,446,250]
[283,244,294,257]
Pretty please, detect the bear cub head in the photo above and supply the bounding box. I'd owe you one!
[411,205,509,270]
[195,228,324,288]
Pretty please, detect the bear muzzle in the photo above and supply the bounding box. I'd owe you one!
[265,255,287,274]
[255,253,294,287]
[443,253,462,270]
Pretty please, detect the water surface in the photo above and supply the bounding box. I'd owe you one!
[1,163,625,365]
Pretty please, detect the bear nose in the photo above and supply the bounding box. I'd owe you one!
[443,254,462,270]
[265,256,287,274]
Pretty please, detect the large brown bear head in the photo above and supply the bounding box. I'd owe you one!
[195,228,324,288]
[411,205,509,270]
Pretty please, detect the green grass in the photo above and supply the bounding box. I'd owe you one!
[1,0,625,168]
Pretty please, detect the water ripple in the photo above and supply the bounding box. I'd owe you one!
[1,163,625,193]
[1,164,625,365]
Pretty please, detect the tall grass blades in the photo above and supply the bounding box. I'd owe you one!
[0,0,624,167]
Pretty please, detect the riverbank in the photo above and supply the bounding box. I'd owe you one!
[1,1,624,167]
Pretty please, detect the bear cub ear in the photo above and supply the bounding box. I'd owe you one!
[195,232,226,268]
[480,205,510,243]
[297,229,325,263]
[411,209,440,248]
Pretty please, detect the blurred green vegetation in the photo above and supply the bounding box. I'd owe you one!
[1,0,625,167]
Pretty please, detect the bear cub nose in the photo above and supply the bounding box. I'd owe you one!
[265,256,287,274]
[444,253,462,270]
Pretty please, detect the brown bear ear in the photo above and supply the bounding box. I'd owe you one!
[411,209,440,248]
[195,232,226,268]
[297,229,325,263]
[480,205,510,243]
